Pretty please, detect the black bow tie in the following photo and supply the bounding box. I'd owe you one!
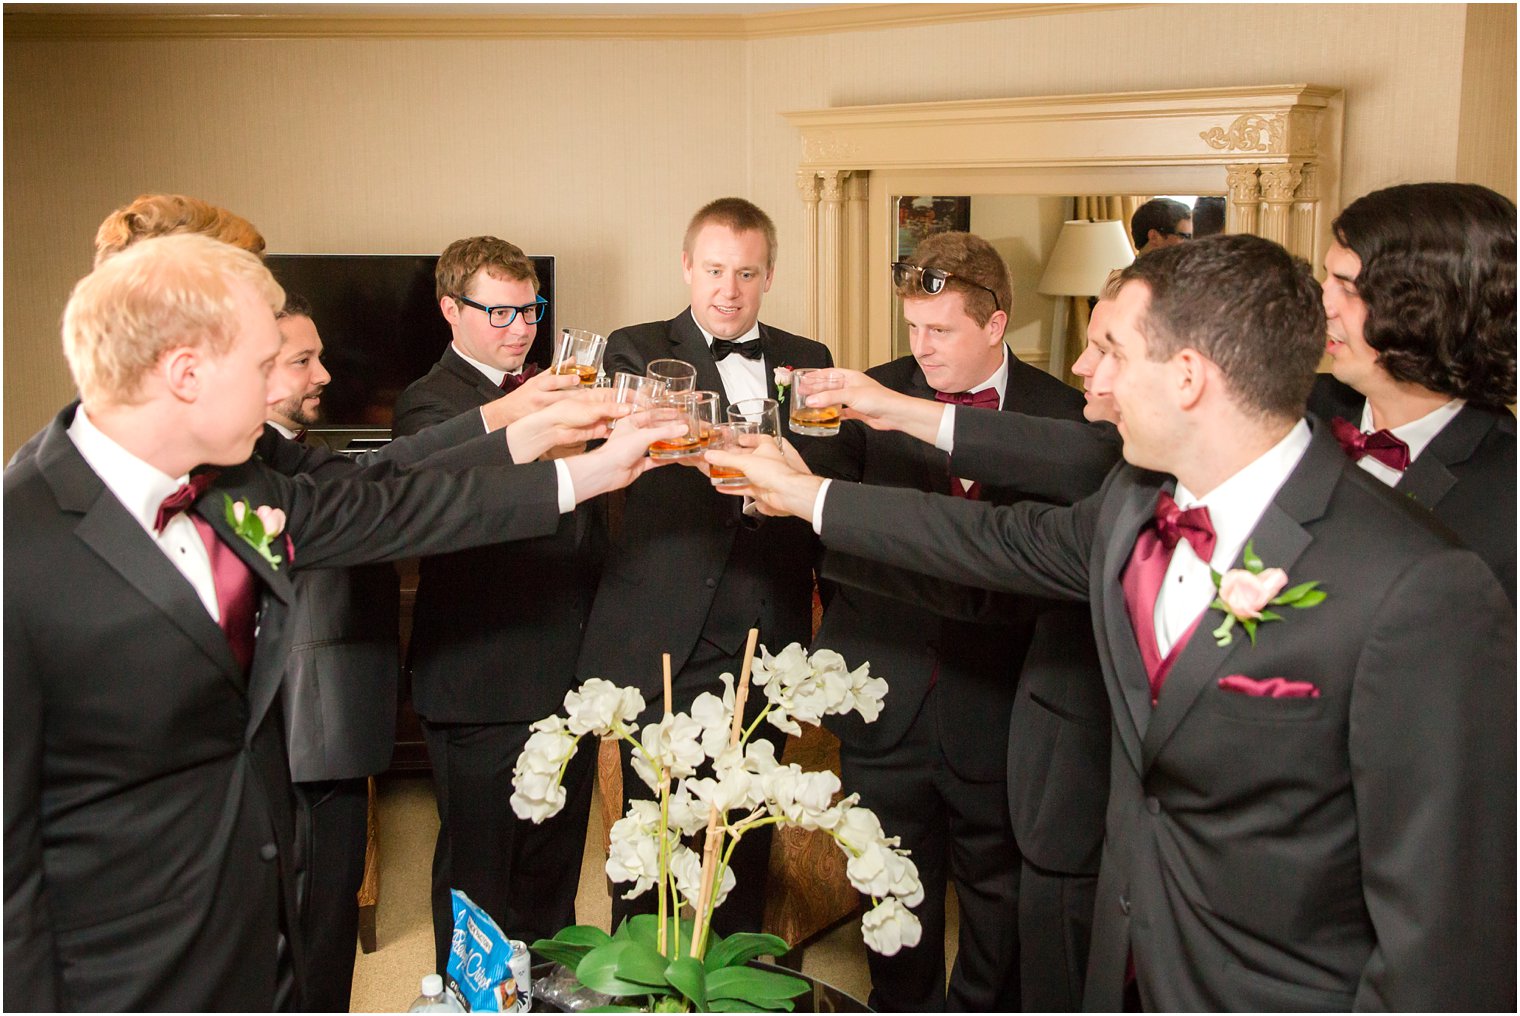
[711,337,763,362]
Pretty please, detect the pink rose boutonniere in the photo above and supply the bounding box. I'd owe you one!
[225,494,289,570]
[1209,540,1325,646]
[774,365,795,405]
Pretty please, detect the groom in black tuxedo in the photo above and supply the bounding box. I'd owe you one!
[712,233,1516,1010]
[3,234,681,1011]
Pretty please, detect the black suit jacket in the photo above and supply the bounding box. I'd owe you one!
[819,420,1516,1011]
[391,345,605,723]
[1308,373,1516,602]
[252,417,514,780]
[807,352,1087,782]
[4,404,565,1011]
[950,405,1123,872]
[576,310,831,697]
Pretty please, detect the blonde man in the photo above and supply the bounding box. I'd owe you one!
[3,234,679,1010]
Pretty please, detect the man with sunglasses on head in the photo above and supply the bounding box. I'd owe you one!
[1130,197,1193,255]
[802,231,1094,1011]
[392,236,610,975]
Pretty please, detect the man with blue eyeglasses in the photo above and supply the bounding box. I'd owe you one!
[393,236,606,975]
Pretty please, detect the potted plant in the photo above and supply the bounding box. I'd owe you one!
[511,632,923,1011]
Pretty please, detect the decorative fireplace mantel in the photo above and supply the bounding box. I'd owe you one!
[784,84,1344,368]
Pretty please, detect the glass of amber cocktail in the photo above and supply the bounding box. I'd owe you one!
[786,367,841,436]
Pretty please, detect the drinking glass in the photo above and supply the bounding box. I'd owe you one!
[706,421,761,488]
[550,328,606,386]
[689,391,722,447]
[727,397,781,447]
[646,392,703,460]
[610,372,665,428]
[647,358,697,393]
[786,367,842,437]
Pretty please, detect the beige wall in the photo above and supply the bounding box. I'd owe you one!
[5,3,1513,456]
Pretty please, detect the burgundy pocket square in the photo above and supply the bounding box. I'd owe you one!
[1217,675,1321,698]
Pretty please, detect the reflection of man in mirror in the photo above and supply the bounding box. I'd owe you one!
[1130,197,1193,254]
[1192,196,1227,238]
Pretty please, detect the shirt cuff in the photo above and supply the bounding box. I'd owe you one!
[477,406,490,432]
[553,458,575,513]
[934,403,956,453]
[811,478,833,535]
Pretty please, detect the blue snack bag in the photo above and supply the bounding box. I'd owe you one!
[447,889,528,1011]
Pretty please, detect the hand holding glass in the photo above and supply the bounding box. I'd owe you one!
[551,329,606,386]
[706,422,763,487]
[728,397,781,446]
[787,368,841,436]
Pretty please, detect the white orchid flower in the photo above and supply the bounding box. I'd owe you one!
[861,897,923,956]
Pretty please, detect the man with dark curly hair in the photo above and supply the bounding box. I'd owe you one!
[1311,182,1516,602]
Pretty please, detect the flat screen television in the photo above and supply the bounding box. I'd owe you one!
[263,253,556,432]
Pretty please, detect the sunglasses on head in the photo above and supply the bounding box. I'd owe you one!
[891,261,1002,313]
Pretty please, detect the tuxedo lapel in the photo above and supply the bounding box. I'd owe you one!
[195,491,295,736]
[36,418,240,684]
[1395,404,1495,509]
[1141,426,1339,769]
[441,345,509,405]
[1099,476,1163,772]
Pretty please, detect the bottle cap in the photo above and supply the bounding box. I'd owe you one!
[421,974,444,996]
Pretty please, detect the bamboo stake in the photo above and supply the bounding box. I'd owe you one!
[658,653,673,956]
[689,628,759,956]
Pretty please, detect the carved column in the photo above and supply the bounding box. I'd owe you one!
[843,172,870,370]
[1225,165,1262,236]
[818,170,847,355]
[1290,163,1320,264]
[795,171,821,344]
[1258,162,1304,255]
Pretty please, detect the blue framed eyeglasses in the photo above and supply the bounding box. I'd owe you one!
[455,294,548,328]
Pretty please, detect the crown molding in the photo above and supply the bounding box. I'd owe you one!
[4,4,1142,41]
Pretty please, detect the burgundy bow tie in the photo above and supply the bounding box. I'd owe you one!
[1330,416,1410,471]
[1153,491,1216,562]
[154,471,219,534]
[934,388,1000,410]
[711,337,763,362]
[500,362,540,392]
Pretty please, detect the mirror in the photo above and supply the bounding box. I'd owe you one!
[889,193,1226,381]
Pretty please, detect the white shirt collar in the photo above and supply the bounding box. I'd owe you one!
[1359,397,1463,461]
[961,345,1010,406]
[452,343,519,388]
[269,421,300,440]
[67,405,187,537]
[1174,418,1313,571]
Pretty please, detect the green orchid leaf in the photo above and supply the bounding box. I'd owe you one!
[1292,590,1327,608]
[704,932,791,972]
[584,1007,644,1013]
[245,511,266,544]
[549,925,615,948]
[624,913,693,953]
[705,965,810,1002]
[707,998,794,1012]
[223,494,239,527]
[615,941,675,990]
[577,942,661,997]
[1242,618,1259,645]
[529,940,592,970]
[1209,567,1224,586]
[1242,540,1264,572]
[1256,609,1283,622]
[664,956,708,1011]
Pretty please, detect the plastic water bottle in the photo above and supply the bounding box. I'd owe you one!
[409,974,463,1012]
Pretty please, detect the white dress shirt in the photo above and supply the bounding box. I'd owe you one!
[1353,397,1464,487]
[692,311,767,404]
[67,406,221,621]
[1154,420,1312,656]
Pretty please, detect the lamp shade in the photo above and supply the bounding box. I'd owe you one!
[1037,219,1136,297]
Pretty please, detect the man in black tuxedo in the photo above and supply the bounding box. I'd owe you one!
[805,287,1126,1010]
[713,233,1516,1010]
[1309,182,1515,602]
[3,233,683,1011]
[391,236,608,974]
[576,198,832,933]
[802,231,1089,1010]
